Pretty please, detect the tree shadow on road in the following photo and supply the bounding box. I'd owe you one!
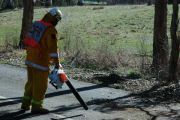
[84,83,180,120]
[0,84,105,119]
[50,82,180,119]
[0,99,21,107]
[46,83,106,98]
[0,83,106,107]
[1,82,179,120]
[0,110,37,120]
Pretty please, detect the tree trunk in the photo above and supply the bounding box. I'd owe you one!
[1,0,15,9]
[147,0,152,5]
[65,0,69,6]
[16,0,23,8]
[19,0,34,48]
[45,0,52,7]
[152,0,169,76]
[168,0,179,82]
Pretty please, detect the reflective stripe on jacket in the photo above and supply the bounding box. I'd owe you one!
[49,53,59,58]
[25,60,49,71]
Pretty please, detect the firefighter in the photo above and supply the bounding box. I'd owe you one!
[21,8,62,114]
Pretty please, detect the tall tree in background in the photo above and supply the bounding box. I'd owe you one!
[66,0,71,5]
[152,0,168,76]
[1,0,15,9]
[168,0,179,82]
[19,0,34,48]
[147,0,155,5]
[45,0,52,7]
[0,0,23,9]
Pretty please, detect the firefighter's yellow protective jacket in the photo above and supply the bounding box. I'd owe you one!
[25,16,59,71]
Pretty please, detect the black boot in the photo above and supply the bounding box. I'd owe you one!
[31,105,49,114]
[21,99,31,111]
[21,104,30,111]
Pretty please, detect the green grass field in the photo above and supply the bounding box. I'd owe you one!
[0,5,174,71]
[0,6,155,50]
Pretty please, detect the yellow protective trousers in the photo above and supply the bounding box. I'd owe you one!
[22,66,49,107]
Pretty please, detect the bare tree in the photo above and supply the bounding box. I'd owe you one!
[152,0,169,76]
[45,0,52,7]
[168,0,179,82]
[19,0,34,48]
[1,0,15,9]
[147,0,154,5]
[66,0,71,5]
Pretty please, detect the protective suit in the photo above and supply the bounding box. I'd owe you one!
[21,8,62,114]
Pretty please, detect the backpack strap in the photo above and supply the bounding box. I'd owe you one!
[24,20,52,48]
